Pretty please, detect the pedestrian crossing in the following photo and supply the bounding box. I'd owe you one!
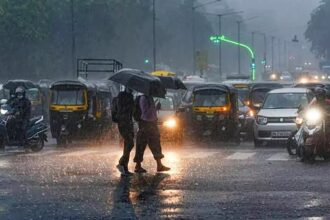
[0,148,300,162]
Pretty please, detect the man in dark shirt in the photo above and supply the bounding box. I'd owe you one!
[116,87,135,175]
[134,95,170,173]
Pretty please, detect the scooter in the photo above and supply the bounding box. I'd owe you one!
[296,107,330,162]
[0,104,48,152]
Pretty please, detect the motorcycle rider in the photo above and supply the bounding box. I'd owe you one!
[7,87,31,145]
[309,87,330,109]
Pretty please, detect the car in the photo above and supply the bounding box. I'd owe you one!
[280,72,293,81]
[253,88,315,147]
[157,92,183,144]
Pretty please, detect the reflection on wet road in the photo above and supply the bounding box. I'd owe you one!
[1,142,330,219]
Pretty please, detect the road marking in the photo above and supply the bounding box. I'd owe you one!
[267,153,290,161]
[188,151,218,159]
[0,160,10,168]
[226,152,256,160]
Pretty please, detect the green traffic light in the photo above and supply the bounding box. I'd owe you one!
[144,59,150,64]
[209,35,256,80]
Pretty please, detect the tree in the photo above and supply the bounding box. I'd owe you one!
[305,0,330,59]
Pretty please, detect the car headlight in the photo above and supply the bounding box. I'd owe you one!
[257,116,267,125]
[295,116,303,125]
[247,110,254,118]
[164,118,177,128]
[0,109,8,115]
[305,108,322,126]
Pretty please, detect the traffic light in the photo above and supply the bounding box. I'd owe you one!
[144,59,150,64]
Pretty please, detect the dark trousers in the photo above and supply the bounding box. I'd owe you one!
[134,120,164,163]
[118,122,134,167]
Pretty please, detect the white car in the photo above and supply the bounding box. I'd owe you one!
[253,88,314,147]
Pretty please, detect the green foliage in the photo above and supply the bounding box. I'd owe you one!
[305,0,330,59]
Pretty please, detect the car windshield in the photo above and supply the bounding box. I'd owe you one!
[193,90,227,107]
[263,93,309,109]
[26,88,40,101]
[51,89,85,105]
[158,96,174,111]
[251,90,268,106]
[236,88,249,101]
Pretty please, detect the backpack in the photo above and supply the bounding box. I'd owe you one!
[133,96,142,122]
[111,96,119,123]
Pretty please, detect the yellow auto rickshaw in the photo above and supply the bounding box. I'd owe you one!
[49,79,118,146]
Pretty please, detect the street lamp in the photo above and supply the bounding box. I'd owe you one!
[192,0,221,74]
[216,11,243,79]
[236,16,258,75]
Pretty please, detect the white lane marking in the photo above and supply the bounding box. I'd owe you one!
[226,152,256,160]
[187,152,217,159]
[267,153,290,161]
[0,160,10,168]
[59,150,99,157]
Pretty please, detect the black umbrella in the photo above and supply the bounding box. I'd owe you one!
[157,76,187,90]
[109,68,166,98]
[3,80,38,91]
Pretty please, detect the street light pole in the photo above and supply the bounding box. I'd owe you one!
[152,0,156,71]
[215,11,243,80]
[237,21,242,74]
[278,39,281,71]
[218,14,222,79]
[70,0,76,78]
[271,36,275,72]
[192,0,221,75]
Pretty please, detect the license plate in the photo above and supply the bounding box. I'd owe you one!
[271,131,291,137]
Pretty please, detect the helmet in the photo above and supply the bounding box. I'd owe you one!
[15,87,25,99]
[314,87,326,101]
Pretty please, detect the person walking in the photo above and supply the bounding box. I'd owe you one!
[134,95,170,173]
[114,87,135,176]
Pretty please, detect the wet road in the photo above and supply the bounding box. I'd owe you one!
[0,141,330,219]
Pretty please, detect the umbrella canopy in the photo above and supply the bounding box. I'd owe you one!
[157,76,187,90]
[3,80,38,91]
[150,70,176,77]
[109,68,166,98]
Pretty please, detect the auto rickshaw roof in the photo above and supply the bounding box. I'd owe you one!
[250,82,284,90]
[3,79,39,91]
[183,81,207,90]
[193,83,236,93]
[50,80,88,90]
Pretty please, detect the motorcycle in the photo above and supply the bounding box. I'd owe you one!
[0,104,48,152]
[294,107,330,161]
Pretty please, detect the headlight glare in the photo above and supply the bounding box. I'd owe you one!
[305,108,322,126]
[164,118,177,128]
[295,117,303,125]
[0,109,8,115]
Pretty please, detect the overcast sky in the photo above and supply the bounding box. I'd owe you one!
[208,0,321,41]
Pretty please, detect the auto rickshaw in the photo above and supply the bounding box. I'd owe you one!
[188,84,239,140]
[49,79,118,145]
[246,83,283,111]
[1,80,45,117]
[223,79,252,104]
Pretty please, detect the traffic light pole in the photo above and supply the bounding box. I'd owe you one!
[218,15,222,80]
[152,0,156,71]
